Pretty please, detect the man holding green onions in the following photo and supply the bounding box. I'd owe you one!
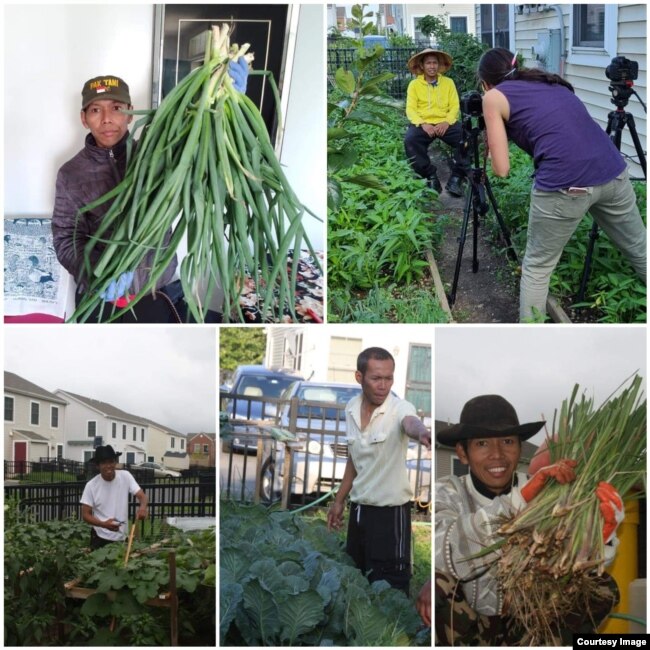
[434,394,623,646]
[52,62,249,322]
[327,347,431,597]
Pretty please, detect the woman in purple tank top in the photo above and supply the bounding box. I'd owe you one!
[479,48,646,321]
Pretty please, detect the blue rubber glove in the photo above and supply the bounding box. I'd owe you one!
[100,271,134,302]
[228,57,249,93]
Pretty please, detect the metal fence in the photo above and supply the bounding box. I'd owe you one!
[5,480,214,529]
[327,46,421,100]
[4,475,215,535]
[5,459,154,485]
[220,392,432,512]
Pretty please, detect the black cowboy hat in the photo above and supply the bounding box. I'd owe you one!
[91,445,122,464]
[436,395,545,446]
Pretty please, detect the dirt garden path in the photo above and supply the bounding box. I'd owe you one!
[428,150,520,323]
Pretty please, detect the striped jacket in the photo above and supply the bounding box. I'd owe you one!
[435,472,527,616]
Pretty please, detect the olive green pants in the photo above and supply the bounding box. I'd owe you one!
[520,169,646,321]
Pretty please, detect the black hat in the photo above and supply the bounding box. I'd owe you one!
[436,395,545,446]
[92,445,122,463]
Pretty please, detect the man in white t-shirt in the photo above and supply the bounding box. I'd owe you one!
[327,347,431,595]
[80,445,148,549]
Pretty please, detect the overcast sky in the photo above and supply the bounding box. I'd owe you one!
[5,327,217,434]
[435,326,647,445]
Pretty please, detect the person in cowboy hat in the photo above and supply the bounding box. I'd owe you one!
[404,48,467,196]
[434,394,623,645]
[80,445,148,549]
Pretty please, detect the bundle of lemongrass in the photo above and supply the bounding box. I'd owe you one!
[496,374,646,646]
[70,24,320,323]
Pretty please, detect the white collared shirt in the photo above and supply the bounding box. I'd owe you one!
[345,393,417,506]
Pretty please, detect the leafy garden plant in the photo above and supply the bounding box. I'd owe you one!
[220,501,430,646]
[4,509,215,647]
[487,146,646,323]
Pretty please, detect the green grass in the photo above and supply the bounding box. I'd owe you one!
[18,471,78,484]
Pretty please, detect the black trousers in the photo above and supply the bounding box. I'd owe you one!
[90,528,116,550]
[404,122,467,180]
[346,502,411,595]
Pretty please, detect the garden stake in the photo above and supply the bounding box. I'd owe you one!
[110,520,138,633]
[124,519,138,567]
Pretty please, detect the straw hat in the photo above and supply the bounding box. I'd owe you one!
[436,395,545,446]
[407,48,453,75]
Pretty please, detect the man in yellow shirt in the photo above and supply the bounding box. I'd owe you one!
[405,49,465,196]
[327,347,431,595]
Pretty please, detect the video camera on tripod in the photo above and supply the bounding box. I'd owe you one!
[447,89,518,307]
[460,90,484,118]
[578,55,646,304]
[605,56,640,108]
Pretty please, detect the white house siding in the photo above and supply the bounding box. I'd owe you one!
[4,391,66,461]
[146,423,189,470]
[55,391,148,463]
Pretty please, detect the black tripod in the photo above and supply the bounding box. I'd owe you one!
[577,81,647,302]
[447,114,519,307]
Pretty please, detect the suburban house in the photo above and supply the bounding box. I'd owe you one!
[140,417,189,472]
[187,433,216,468]
[4,371,68,464]
[54,390,149,465]
[435,420,539,479]
[265,327,432,421]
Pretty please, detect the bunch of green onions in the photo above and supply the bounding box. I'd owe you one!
[70,24,320,323]
[496,374,646,645]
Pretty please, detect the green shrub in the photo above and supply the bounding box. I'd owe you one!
[487,146,646,322]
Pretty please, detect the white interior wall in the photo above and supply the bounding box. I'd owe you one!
[4,3,324,250]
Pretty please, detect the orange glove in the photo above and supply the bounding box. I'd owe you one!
[521,458,577,503]
[596,481,624,543]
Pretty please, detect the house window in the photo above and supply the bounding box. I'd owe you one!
[328,337,363,382]
[450,16,467,34]
[112,422,117,438]
[122,424,127,440]
[203,444,209,453]
[57,444,64,459]
[171,437,176,449]
[141,428,145,442]
[568,5,617,69]
[573,5,604,47]
[194,443,202,453]
[5,396,15,421]
[452,457,469,477]
[180,439,185,450]
[30,401,40,426]
[51,406,59,428]
[87,421,97,438]
[133,426,136,441]
[480,5,510,49]
[413,17,429,43]
[404,344,432,417]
